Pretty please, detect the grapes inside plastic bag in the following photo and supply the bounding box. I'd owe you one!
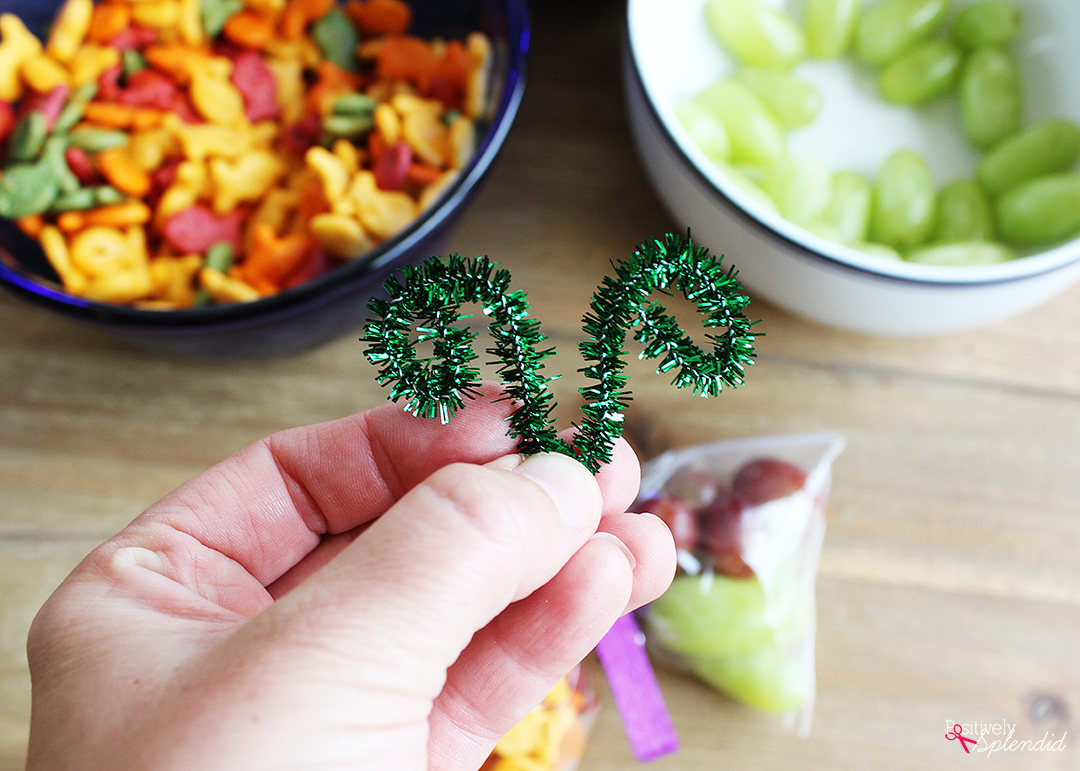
[633,432,844,737]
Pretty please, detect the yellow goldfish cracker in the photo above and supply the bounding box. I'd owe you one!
[489,758,549,771]
[199,266,261,303]
[131,0,180,30]
[126,127,180,171]
[447,114,475,170]
[351,170,417,240]
[44,0,93,64]
[165,116,254,160]
[464,30,492,120]
[393,93,450,167]
[149,253,201,305]
[67,42,121,86]
[247,185,302,241]
[541,677,572,708]
[20,52,71,93]
[162,158,211,211]
[263,57,304,123]
[308,212,374,261]
[176,0,204,45]
[69,225,147,277]
[418,170,458,211]
[373,102,401,145]
[331,138,361,174]
[81,266,153,303]
[305,145,352,209]
[39,224,88,295]
[208,150,287,213]
[189,68,248,126]
[262,35,321,67]
[0,13,44,102]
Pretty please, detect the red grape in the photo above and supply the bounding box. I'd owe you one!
[637,493,700,552]
[699,491,754,578]
[732,457,807,506]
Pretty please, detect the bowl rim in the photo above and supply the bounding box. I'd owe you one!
[625,0,1080,288]
[0,0,531,327]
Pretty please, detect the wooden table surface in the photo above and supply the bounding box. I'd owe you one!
[2,1,1079,769]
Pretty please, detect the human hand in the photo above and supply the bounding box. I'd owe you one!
[25,383,676,771]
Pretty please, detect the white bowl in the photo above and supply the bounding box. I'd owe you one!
[625,0,1080,336]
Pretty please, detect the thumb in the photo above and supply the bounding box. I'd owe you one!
[238,451,605,698]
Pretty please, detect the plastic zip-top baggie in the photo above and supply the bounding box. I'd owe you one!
[633,432,845,737]
[482,663,600,771]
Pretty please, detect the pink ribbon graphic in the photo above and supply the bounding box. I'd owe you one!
[946,724,978,753]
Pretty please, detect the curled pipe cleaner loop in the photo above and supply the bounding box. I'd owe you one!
[361,233,758,473]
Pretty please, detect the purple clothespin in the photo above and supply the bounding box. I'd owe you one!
[594,613,679,762]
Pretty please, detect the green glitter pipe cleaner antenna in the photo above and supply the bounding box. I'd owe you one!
[361,232,758,473]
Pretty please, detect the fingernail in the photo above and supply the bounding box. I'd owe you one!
[514,452,601,531]
[591,531,637,569]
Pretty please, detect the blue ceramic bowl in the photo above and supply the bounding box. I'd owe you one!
[0,0,528,358]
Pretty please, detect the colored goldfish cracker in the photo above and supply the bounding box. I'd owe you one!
[98,148,153,197]
[82,101,161,130]
[45,0,93,64]
[86,2,131,45]
[280,0,335,40]
[344,0,412,37]
[199,265,260,303]
[223,11,277,50]
[240,222,311,289]
[82,201,153,229]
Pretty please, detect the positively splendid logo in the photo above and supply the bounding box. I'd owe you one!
[946,720,1068,757]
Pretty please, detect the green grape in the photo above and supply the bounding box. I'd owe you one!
[717,162,780,212]
[870,150,937,251]
[933,179,995,242]
[696,78,787,167]
[852,242,904,260]
[691,642,810,714]
[804,0,860,59]
[959,47,1022,151]
[645,573,774,657]
[905,241,1015,265]
[977,119,1080,197]
[878,38,962,105]
[704,0,807,70]
[821,171,872,244]
[675,99,732,164]
[736,67,822,129]
[853,0,949,67]
[952,0,1022,49]
[996,173,1080,245]
[763,154,833,226]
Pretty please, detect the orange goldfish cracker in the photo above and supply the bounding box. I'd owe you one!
[56,210,87,234]
[39,224,89,294]
[199,266,261,303]
[280,0,335,40]
[344,0,411,37]
[44,0,93,64]
[0,13,44,102]
[308,211,373,260]
[240,222,311,289]
[16,214,45,238]
[143,43,208,85]
[83,202,153,228]
[86,2,132,44]
[223,10,277,49]
[82,101,162,130]
[98,148,153,197]
[244,0,287,14]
